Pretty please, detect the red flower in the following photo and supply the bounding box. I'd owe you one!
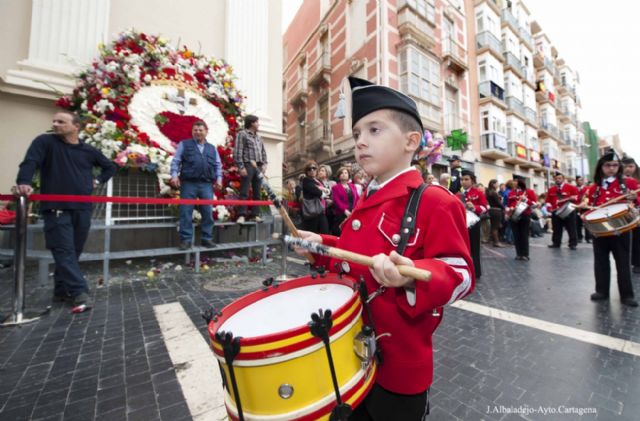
[55,96,72,108]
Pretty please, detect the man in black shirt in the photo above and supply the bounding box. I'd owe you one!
[15,111,116,309]
[448,154,463,194]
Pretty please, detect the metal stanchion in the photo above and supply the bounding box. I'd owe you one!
[1,195,49,327]
[275,205,295,282]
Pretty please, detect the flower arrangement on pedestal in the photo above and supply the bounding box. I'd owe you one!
[55,29,246,220]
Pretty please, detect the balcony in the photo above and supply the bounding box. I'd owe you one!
[557,106,570,123]
[543,57,557,75]
[289,78,308,107]
[397,6,436,49]
[559,133,576,151]
[479,81,506,108]
[505,96,525,118]
[533,50,544,69]
[286,136,305,162]
[522,68,536,87]
[308,51,331,88]
[519,27,534,50]
[306,119,330,151]
[501,9,519,33]
[442,37,468,73]
[503,51,525,79]
[480,132,510,160]
[528,148,543,168]
[444,113,462,136]
[538,118,559,139]
[535,89,556,107]
[524,106,537,126]
[504,141,530,166]
[476,31,504,61]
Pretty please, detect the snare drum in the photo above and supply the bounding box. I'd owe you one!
[583,203,640,237]
[555,202,576,219]
[208,274,376,420]
[466,210,480,228]
[511,201,528,221]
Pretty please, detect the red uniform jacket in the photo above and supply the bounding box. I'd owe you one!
[507,188,537,216]
[578,184,589,201]
[314,170,474,394]
[456,187,488,216]
[585,177,640,206]
[547,182,579,212]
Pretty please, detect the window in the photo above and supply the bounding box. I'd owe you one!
[407,0,435,24]
[400,47,441,105]
[476,12,484,32]
[348,0,366,55]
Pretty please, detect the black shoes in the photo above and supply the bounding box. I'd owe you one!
[569,246,577,250]
[633,266,640,274]
[548,244,560,248]
[201,239,216,248]
[621,297,639,307]
[73,292,93,308]
[53,294,72,303]
[590,292,608,301]
[178,241,191,250]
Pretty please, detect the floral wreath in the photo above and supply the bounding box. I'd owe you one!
[55,29,247,220]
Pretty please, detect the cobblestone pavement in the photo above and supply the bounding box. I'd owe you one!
[1,233,639,420]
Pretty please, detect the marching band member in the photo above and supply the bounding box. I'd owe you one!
[546,172,579,250]
[622,156,640,273]
[584,150,638,307]
[457,170,487,278]
[296,76,474,419]
[507,178,537,261]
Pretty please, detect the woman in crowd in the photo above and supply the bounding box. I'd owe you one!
[317,164,335,230]
[622,156,640,273]
[486,179,506,247]
[301,160,330,234]
[283,178,302,228]
[352,167,367,196]
[330,167,359,235]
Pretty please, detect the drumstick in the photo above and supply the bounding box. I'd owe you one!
[249,161,315,264]
[282,235,432,281]
[592,187,640,210]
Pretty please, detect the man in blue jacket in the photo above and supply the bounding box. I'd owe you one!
[15,111,116,308]
[170,121,223,250]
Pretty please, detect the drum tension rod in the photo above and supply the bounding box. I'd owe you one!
[216,331,244,421]
[309,309,353,421]
[357,279,383,365]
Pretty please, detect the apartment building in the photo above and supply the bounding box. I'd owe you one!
[282,0,472,178]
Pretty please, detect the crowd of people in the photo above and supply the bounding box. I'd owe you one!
[285,151,640,308]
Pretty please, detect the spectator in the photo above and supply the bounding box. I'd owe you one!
[234,114,268,223]
[352,167,367,197]
[477,183,491,243]
[283,178,301,228]
[425,173,437,185]
[318,164,336,229]
[330,167,360,235]
[448,155,463,193]
[301,160,330,234]
[170,121,223,250]
[486,179,506,247]
[15,111,116,308]
[439,172,451,189]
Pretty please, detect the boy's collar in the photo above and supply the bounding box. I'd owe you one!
[367,167,416,192]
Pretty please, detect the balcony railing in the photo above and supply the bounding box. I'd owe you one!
[442,37,467,72]
[524,106,537,125]
[308,50,331,87]
[506,96,524,116]
[397,6,436,45]
[481,132,508,152]
[507,141,529,160]
[290,77,308,106]
[503,51,525,77]
[543,57,556,75]
[479,81,505,102]
[476,31,502,58]
[306,119,330,150]
[539,118,559,138]
[444,113,462,135]
[523,68,535,85]
[501,9,519,31]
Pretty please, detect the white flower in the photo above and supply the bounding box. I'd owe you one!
[81,101,88,111]
[105,61,119,73]
[94,99,114,113]
[144,74,152,83]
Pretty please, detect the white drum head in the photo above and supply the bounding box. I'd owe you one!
[586,203,628,221]
[219,284,354,338]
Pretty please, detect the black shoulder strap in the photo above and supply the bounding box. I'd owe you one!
[396,183,429,255]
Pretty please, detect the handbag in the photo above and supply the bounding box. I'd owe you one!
[301,197,324,220]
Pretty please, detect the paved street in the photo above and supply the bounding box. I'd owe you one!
[1,233,639,421]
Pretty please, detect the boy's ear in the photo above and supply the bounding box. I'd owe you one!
[405,130,422,152]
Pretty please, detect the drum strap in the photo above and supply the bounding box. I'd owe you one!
[396,183,429,255]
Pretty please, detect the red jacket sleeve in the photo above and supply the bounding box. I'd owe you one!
[567,184,580,204]
[527,189,538,206]
[474,191,488,215]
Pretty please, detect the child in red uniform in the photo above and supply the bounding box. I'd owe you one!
[584,150,638,307]
[297,77,475,420]
[507,178,538,261]
[546,172,580,249]
[458,170,487,278]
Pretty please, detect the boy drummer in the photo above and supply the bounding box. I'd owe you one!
[296,77,475,420]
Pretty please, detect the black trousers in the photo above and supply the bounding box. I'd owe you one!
[43,209,92,298]
[468,222,481,278]
[551,212,577,247]
[575,213,592,241]
[513,215,530,258]
[632,226,640,267]
[593,233,635,299]
[350,384,429,421]
[238,163,263,217]
[302,213,329,235]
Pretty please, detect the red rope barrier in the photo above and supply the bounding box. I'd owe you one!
[0,194,271,207]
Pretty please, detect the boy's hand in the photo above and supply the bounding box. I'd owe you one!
[292,230,322,256]
[370,251,415,288]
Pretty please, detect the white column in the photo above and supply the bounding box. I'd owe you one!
[5,0,110,95]
[225,0,275,132]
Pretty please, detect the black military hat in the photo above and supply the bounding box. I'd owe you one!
[461,169,476,182]
[348,76,423,132]
[621,156,636,165]
[601,148,619,162]
[448,154,461,162]
[553,171,564,177]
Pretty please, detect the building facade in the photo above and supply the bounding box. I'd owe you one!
[283,0,472,179]
[0,0,285,194]
[284,0,595,194]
